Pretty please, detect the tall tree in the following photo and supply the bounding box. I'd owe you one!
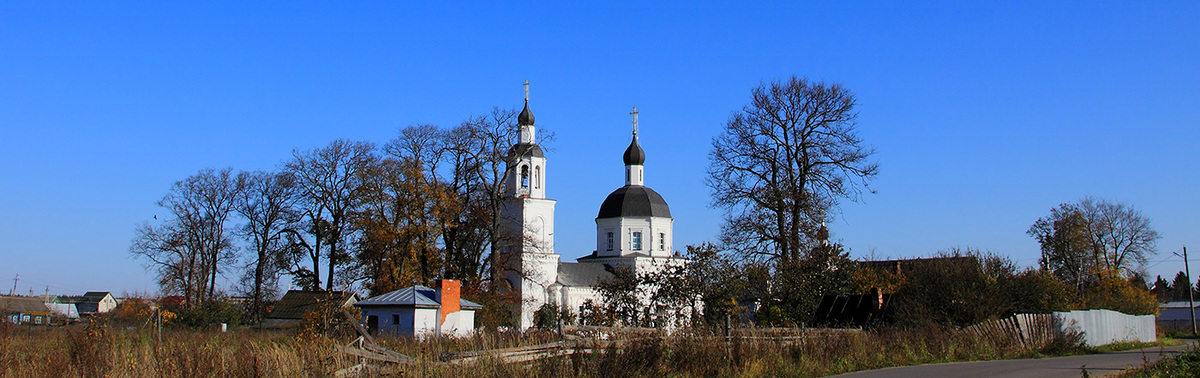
[1027,204,1095,291]
[233,170,299,322]
[286,139,375,290]
[352,154,453,295]
[131,168,238,305]
[1028,197,1160,284]
[1173,271,1192,301]
[707,77,877,263]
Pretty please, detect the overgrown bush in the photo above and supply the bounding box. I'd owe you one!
[175,300,243,328]
[1085,275,1159,316]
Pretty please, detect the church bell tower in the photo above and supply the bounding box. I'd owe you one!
[498,81,560,329]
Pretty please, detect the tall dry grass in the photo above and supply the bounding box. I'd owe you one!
[0,321,1065,377]
[0,321,356,377]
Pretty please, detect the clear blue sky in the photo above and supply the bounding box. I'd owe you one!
[1,2,1197,296]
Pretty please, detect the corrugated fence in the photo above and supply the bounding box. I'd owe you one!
[966,309,1155,348]
[1055,309,1156,346]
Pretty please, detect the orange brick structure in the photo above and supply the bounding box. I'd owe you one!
[438,279,460,324]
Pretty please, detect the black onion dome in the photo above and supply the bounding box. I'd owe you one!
[597,185,671,219]
[518,100,535,126]
[623,136,645,165]
[507,143,544,158]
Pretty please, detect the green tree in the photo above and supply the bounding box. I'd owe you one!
[771,239,857,324]
[1172,271,1192,301]
[891,248,1014,327]
[596,266,642,326]
[1004,268,1080,314]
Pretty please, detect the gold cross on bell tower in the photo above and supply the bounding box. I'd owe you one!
[523,80,530,101]
[630,106,639,135]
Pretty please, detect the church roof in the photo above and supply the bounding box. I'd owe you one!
[518,99,535,126]
[597,185,671,219]
[508,142,544,158]
[623,136,645,165]
[557,263,615,287]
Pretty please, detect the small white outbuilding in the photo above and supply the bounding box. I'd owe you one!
[354,280,481,338]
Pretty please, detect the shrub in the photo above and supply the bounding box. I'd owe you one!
[176,300,243,328]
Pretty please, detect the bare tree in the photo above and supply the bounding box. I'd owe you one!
[707,77,878,263]
[233,170,299,321]
[286,139,375,290]
[130,221,195,300]
[131,168,238,305]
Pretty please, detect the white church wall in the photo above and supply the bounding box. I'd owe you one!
[552,285,602,316]
[518,252,561,330]
[595,217,675,258]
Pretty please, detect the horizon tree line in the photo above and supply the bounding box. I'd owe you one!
[131,107,537,323]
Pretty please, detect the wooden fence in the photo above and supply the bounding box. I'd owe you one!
[963,313,1056,350]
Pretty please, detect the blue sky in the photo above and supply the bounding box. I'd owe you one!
[1,2,1197,296]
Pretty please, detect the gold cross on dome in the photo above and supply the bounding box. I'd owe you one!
[523,80,530,101]
[630,106,639,135]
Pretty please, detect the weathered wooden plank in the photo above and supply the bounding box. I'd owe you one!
[335,345,407,364]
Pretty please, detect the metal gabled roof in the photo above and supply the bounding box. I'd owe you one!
[355,285,483,310]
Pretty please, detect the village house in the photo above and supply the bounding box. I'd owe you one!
[54,291,118,316]
[1,296,52,325]
[1157,300,1200,329]
[354,279,482,338]
[263,290,359,328]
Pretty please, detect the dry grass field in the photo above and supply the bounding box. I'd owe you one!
[2,319,1096,378]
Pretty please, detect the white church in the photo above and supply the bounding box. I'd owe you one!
[498,84,689,329]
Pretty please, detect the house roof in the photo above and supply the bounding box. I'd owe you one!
[0,296,49,314]
[1161,301,1200,309]
[83,292,112,302]
[557,262,615,287]
[354,285,483,310]
[54,292,113,305]
[266,290,359,320]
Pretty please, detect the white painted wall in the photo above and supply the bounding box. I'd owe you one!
[441,310,476,337]
[414,308,439,337]
[1055,309,1156,346]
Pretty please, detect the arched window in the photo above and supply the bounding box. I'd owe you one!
[534,166,541,189]
[520,165,529,188]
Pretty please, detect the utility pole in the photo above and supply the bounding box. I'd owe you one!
[1186,246,1197,336]
[10,274,17,296]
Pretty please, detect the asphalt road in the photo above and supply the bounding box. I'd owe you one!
[834,342,1195,378]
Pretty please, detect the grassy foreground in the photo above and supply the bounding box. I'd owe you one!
[0,321,1171,377]
[1114,341,1199,378]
